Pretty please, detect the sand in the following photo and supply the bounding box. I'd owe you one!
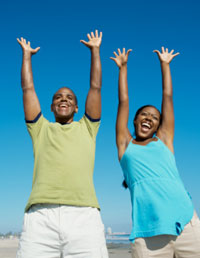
[0,239,132,258]
[0,239,18,258]
[107,243,132,257]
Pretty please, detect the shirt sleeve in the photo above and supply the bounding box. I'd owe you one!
[80,113,101,140]
[26,113,47,141]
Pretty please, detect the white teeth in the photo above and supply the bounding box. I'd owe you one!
[142,122,151,128]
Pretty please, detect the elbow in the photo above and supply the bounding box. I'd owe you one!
[22,86,35,93]
[163,92,173,98]
[90,81,102,90]
[119,94,129,103]
[119,99,129,106]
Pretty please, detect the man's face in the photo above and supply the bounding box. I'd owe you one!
[51,88,78,122]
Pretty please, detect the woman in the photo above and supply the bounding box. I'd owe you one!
[110,47,200,257]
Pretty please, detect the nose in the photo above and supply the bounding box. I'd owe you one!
[61,97,68,102]
[145,116,152,121]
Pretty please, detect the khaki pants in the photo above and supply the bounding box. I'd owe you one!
[131,212,200,258]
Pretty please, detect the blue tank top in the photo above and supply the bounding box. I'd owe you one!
[120,136,193,243]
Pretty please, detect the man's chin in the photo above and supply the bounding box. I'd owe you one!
[55,112,74,121]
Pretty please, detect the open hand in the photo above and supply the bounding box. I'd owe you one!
[80,30,102,49]
[110,48,132,68]
[153,47,179,64]
[17,37,40,55]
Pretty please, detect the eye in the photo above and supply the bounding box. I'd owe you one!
[53,95,61,100]
[153,116,159,121]
[141,112,148,116]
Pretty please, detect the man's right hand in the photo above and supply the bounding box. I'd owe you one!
[17,37,40,56]
[17,37,41,121]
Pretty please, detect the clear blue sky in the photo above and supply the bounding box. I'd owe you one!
[0,0,200,234]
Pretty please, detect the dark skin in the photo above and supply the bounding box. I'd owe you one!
[51,87,78,124]
[17,30,102,124]
[110,47,179,160]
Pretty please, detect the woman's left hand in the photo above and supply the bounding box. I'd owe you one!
[153,47,180,64]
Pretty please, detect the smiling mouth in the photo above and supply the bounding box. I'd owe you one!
[58,104,69,108]
[141,122,151,129]
[141,122,152,132]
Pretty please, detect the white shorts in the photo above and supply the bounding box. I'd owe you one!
[16,204,108,258]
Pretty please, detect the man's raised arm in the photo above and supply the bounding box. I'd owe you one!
[17,37,41,121]
[80,30,102,119]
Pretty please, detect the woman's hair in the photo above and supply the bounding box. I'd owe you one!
[122,105,162,189]
[122,180,128,189]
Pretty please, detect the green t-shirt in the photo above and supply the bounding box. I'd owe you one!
[25,114,100,212]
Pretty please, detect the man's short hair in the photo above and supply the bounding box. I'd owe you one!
[52,87,78,105]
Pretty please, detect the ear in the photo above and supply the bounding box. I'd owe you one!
[51,104,54,112]
[75,105,78,113]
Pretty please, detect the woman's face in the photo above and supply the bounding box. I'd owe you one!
[134,106,161,140]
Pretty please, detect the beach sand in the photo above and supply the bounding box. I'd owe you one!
[0,239,18,258]
[107,243,132,257]
[0,239,132,258]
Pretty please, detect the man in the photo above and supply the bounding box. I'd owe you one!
[16,30,108,258]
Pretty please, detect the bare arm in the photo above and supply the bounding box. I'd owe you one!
[17,37,41,121]
[154,47,180,152]
[110,48,132,160]
[80,30,102,119]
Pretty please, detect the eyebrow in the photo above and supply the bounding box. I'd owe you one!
[53,93,74,99]
[142,111,159,117]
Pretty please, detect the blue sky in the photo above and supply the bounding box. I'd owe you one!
[0,0,200,234]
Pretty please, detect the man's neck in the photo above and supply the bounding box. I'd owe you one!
[55,116,74,124]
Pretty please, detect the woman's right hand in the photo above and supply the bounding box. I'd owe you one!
[110,48,132,68]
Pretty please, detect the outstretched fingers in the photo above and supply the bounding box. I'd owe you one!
[118,48,121,55]
[91,31,95,38]
[172,52,180,57]
[153,49,161,58]
[32,47,40,54]
[113,51,118,57]
[17,37,40,54]
[110,48,132,68]
[110,51,118,62]
[87,33,92,41]
[80,29,102,48]
[16,38,22,45]
[110,57,116,61]
[126,49,132,56]
[153,49,160,54]
[154,47,180,63]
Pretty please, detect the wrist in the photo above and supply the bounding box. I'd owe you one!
[161,61,170,66]
[23,51,32,60]
[91,46,100,53]
[119,63,127,70]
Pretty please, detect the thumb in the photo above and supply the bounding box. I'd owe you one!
[127,49,132,56]
[33,47,40,53]
[153,50,160,55]
[153,50,161,58]
[80,40,89,47]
